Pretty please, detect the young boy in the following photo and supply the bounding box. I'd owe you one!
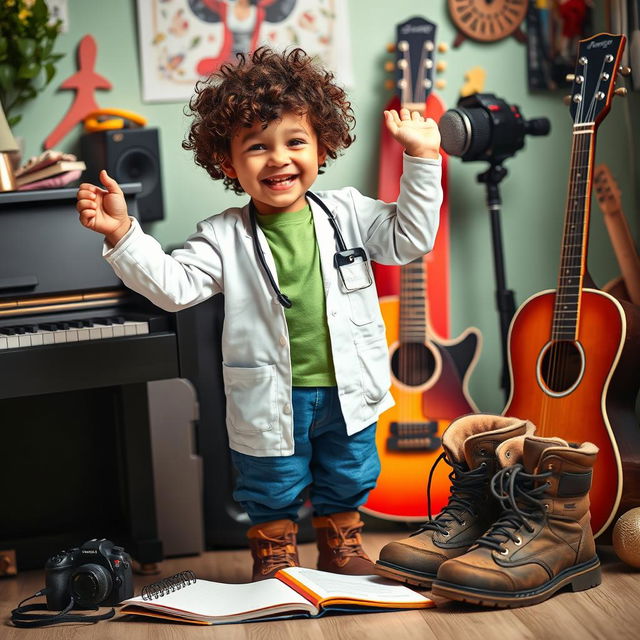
[76,47,442,581]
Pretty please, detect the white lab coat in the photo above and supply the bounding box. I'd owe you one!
[104,153,442,456]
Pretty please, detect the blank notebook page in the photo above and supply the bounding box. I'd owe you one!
[281,568,431,604]
[125,578,315,618]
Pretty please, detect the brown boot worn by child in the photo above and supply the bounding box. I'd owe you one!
[375,414,536,588]
[313,511,375,575]
[432,435,601,607]
[247,519,300,581]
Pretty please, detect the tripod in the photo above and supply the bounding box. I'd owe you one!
[477,163,517,403]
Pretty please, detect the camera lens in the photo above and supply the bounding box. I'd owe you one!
[71,564,112,607]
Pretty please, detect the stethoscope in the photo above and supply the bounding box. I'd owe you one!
[249,192,371,308]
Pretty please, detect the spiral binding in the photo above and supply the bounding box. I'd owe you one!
[141,570,197,601]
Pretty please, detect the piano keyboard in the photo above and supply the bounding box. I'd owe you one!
[0,316,150,350]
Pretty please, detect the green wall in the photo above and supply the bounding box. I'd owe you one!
[14,0,639,414]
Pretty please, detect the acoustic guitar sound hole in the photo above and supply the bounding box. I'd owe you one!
[391,343,436,386]
[539,340,584,394]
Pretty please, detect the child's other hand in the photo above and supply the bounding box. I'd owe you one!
[76,170,131,246]
[384,108,441,160]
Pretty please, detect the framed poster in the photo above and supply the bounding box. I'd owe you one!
[136,0,353,102]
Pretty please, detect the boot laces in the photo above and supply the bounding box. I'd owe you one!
[254,531,298,573]
[327,520,368,559]
[475,464,552,553]
[412,451,489,537]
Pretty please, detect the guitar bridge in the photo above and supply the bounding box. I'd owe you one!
[386,421,441,452]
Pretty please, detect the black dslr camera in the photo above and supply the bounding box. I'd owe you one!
[44,539,133,610]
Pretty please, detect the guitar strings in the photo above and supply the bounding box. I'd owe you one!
[542,53,607,436]
[543,59,583,433]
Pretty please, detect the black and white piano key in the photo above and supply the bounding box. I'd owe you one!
[0,316,150,350]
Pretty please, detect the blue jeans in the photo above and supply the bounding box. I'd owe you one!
[230,387,380,524]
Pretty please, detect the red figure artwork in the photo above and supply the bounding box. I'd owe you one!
[192,0,296,76]
[44,35,112,150]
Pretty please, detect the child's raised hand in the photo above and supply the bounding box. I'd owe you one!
[384,108,441,160]
[76,170,131,245]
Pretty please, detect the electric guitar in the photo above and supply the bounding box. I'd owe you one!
[363,17,482,521]
[503,33,640,537]
[593,163,640,305]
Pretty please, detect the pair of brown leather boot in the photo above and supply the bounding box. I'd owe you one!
[376,414,601,608]
[247,511,374,581]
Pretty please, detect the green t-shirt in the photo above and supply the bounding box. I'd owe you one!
[256,204,336,386]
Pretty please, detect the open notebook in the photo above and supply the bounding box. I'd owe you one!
[120,567,434,624]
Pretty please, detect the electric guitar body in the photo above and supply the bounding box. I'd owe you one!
[362,296,480,520]
[502,33,640,537]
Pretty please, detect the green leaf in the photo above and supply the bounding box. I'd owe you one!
[22,86,38,100]
[32,0,49,23]
[17,61,40,79]
[16,38,36,58]
[44,62,56,84]
[0,37,7,56]
[8,114,22,128]
[0,64,15,90]
[42,37,54,57]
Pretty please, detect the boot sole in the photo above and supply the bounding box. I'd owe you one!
[431,556,601,608]
[375,561,436,588]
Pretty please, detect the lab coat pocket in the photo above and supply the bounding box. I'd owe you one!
[347,288,376,326]
[222,363,278,434]
[356,337,390,403]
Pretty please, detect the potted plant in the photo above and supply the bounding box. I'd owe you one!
[0,0,64,127]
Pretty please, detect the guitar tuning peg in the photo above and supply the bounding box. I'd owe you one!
[614,87,628,97]
[436,61,447,73]
[386,43,396,53]
[618,65,632,76]
[438,42,448,53]
[565,73,576,82]
[384,79,395,91]
[435,79,446,90]
[384,61,395,72]
[563,95,572,105]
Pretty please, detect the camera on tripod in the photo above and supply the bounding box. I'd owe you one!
[440,93,550,164]
[44,539,133,610]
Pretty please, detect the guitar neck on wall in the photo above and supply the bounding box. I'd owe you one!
[593,163,640,305]
[375,16,450,340]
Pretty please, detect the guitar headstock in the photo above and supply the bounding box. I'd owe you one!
[392,17,438,113]
[568,33,626,127]
[594,164,622,217]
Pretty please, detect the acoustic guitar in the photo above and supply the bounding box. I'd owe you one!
[593,163,640,305]
[363,17,482,521]
[503,33,640,537]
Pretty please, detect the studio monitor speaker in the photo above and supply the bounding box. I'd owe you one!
[81,128,165,223]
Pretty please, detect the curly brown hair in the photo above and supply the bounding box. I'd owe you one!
[182,47,355,194]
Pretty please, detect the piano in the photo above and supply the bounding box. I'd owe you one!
[0,183,313,573]
[0,184,178,570]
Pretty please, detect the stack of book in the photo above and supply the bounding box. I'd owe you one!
[15,150,86,190]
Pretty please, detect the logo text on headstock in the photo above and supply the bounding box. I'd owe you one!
[400,24,434,36]
[587,39,614,50]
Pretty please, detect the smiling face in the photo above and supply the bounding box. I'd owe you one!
[221,111,327,215]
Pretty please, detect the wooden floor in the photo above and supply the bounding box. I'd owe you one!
[2,532,640,639]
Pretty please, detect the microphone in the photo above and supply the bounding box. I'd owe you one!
[439,93,550,163]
